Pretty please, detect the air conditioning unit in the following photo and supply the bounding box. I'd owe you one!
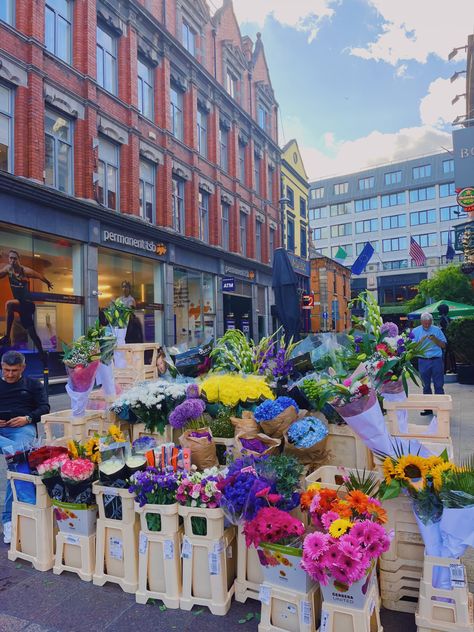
[367,275,377,289]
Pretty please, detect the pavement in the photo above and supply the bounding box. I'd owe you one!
[0,381,472,631]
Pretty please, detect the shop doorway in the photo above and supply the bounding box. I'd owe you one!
[223,294,253,339]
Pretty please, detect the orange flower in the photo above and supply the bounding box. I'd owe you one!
[366,500,388,524]
[301,489,318,511]
[332,499,353,519]
[318,488,338,512]
[347,490,369,514]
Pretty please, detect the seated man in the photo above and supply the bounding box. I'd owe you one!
[0,351,50,543]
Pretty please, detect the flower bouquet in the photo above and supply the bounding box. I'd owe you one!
[103,299,134,368]
[176,467,223,536]
[37,453,69,501]
[235,432,281,458]
[63,334,101,416]
[129,467,178,532]
[230,410,259,436]
[253,396,299,438]
[89,320,118,397]
[284,416,328,466]
[51,457,97,534]
[199,374,274,411]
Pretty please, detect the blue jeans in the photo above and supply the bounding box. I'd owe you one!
[0,425,37,523]
[419,357,445,396]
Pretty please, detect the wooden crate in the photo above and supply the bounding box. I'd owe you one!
[258,582,321,632]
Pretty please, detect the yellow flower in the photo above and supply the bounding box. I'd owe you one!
[425,456,444,471]
[307,483,321,492]
[108,424,125,442]
[431,462,455,492]
[383,457,396,485]
[68,440,79,459]
[85,436,101,464]
[394,455,429,484]
[329,518,353,539]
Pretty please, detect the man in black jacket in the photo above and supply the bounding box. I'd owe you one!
[0,350,50,543]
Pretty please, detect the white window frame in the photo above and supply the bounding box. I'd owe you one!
[137,58,154,120]
[198,189,210,242]
[44,108,73,194]
[139,159,156,223]
[172,176,185,233]
[45,0,72,64]
[170,84,184,141]
[197,108,207,157]
[96,23,118,95]
[0,83,14,173]
[98,137,119,210]
[221,202,230,251]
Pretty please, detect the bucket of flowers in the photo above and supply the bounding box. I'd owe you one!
[129,467,179,535]
[52,456,98,535]
[176,467,224,538]
[102,299,134,368]
[199,373,275,415]
[63,334,101,417]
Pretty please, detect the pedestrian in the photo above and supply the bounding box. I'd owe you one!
[438,304,456,374]
[0,350,50,543]
[412,312,447,415]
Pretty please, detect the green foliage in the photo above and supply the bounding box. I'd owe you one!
[447,317,474,365]
[258,454,304,500]
[343,469,380,497]
[405,265,474,312]
[208,407,235,438]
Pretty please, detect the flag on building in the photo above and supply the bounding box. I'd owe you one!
[446,231,455,261]
[334,246,347,261]
[351,242,375,275]
[409,236,426,266]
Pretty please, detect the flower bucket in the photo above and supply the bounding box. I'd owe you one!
[258,542,313,593]
[113,327,127,368]
[320,561,376,610]
[381,379,408,434]
[53,500,97,536]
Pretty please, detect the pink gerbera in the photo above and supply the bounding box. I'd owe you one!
[338,534,363,560]
[303,532,330,560]
[321,510,339,530]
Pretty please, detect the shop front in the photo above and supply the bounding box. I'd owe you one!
[287,252,311,333]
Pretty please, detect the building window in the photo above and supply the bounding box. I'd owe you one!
[311,187,324,200]
[382,260,408,270]
[196,108,207,158]
[96,24,117,95]
[414,233,437,248]
[300,198,307,218]
[439,182,455,198]
[440,205,465,221]
[409,186,436,203]
[384,170,401,185]
[285,185,294,208]
[287,218,295,252]
[381,213,406,230]
[225,70,238,101]
[381,191,406,207]
[355,197,377,212]
[309,207,327,221]
[137,58,154,120]
[267,167,274,202]
[356,241,378,255]
[300,226,307,258]
[443,159,454,174]
[412,164,431,179]
[382,237,407,252]
[269,227,275,262]
[182,20,196,56]
[238,142,246,183]
[198,190,209,243]
[221,202,229,251]
[219,125,228,172]
[355,219,378,234]
[139,159,155,223]
[170,85,183,141]
[172,176,185,233]
[334,182,348,195]
[240,212,247,255]
[255,220,262,261]
[97,138,119,210]
[410,209,436,225]
[45,0,72,63]
[0,0,13,24]
[254,154,261,195]
[329,202,350,216]
[441,230,456,246]
[0,83,13,172]
[45,109,73,194]
[258,103,269,132]
[331,244,352,257]
[358,176,374,190]
[312,227,329,240]
[330,223,352,238]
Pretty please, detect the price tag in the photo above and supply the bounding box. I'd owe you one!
[259,585,271,605]
[450,564,466,587]
[139,533,148,555]
[164,540,174,560]
[208,552,221,575]
[320,609,329,632]
[181,537,192,559]
[300,600,312,626]
[65,534,80,545]
[214,539,224,554]
[109,537,123,561]
[102,487,119,496]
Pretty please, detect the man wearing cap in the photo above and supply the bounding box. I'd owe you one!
[412,312,446,415]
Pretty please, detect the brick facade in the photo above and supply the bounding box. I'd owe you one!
[310,256,352,332]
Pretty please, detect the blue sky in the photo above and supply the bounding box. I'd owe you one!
[212,0,474,179]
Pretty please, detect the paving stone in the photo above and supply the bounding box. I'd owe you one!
[0,613,30,631]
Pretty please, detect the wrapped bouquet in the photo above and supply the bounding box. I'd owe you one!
[103,299,134,368]
[63,335,101,416]
[253,396,299,438]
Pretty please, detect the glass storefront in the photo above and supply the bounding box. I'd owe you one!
[173,268,216,346]
[0,225,83,373]
[98,248,164,344]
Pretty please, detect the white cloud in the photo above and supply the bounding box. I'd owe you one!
[419,77,465,129]
[351,0,474,65]
[210,0,339,42]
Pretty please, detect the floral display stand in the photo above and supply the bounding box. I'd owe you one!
[135,503,182,609]
[113,343,160,383]
[7,471,54,572]
[384,394,452,441]
[92,483,139,593]
[258,582,320,632]
[319,582,382,632]
[324,423,374,470]
[53,533,96,582]
[131,423,173,445]
[178,506,236,615]
[41,410,105,444]
[305,465,376,491]
[235,524,263,603]
[416,555,474,632]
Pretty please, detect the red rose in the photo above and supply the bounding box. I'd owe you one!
[358,384,370,396]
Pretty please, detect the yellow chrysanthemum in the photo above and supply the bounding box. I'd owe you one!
[328,518,353,539]
[307,483,321,492]
[383,457,396,485]
[431,462,455,492]
[68,439,79,459]
[394,455,429,484]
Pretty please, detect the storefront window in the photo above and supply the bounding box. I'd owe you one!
[98,249,163,344]
[173,268,215,346]
[0,226,83,374]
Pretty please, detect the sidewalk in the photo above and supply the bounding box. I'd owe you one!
[0,382,473,631]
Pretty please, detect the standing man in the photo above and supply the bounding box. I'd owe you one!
[0,351,50,544]
[412,312,446,415]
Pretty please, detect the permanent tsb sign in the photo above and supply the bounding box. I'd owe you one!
[453,126,474,190]
[102,229,167,257]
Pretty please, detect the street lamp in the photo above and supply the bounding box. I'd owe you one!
[278,195,291,250]
[451,70,467,83]
[452,93,466,105]
[448,45,467,61]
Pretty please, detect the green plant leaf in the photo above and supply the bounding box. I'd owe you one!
[380,478,401,500]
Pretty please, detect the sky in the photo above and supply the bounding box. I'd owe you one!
[210,0,474,180]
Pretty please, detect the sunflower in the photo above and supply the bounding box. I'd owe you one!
[430,461,455,492]
[85,436,101,464]
[347,490,369,514]
[394,455,429,484]
[108,424,125,443]
[68,439,79,459]
[328,518,353,539]
[382,457,396,485]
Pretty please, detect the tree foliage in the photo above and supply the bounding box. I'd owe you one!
[405,265,474,312]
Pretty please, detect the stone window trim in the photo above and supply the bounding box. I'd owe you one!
[44,83,85,119]
[177,0,208,32]
[255,81,274,108]
[219,114,232,131]
[137,36,160,67]
[97,3,126,36]
[220,190,235,206]
[268,219,277,231]
[238,130,249,146]
[98,115,128,144]
[0,54,28,88]
[197,94,211,112]
[239,202,251,216]
[172,160,192,181]
[199,177,215,194]
[254,145,263,160]
[139,141,163,165]
[223,43,247,76]
[170,68,187,93]
[255,211,265,223]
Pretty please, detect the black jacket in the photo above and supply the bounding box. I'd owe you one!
[0,376,50,424]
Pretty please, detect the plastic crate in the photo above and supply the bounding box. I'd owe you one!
[318,582,382,632]
[93,482,136,525]
[130,423,173,445]
[41,409,105,444]
[53,532,95,582]
[258,582,321,632]
[235,524,264,603]
[384,394,451,441]
[93,517,139,593]
[324,424,374,470]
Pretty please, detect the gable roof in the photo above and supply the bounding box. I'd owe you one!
[282,139,309,182]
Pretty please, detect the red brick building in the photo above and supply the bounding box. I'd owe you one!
[0,0,281,374]
[309,254,352,332]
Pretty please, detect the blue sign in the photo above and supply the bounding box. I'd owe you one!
[222,276,235,292]
[322,311,329,320]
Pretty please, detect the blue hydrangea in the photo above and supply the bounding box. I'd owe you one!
[254,396,299,422]
[287,417,328,448]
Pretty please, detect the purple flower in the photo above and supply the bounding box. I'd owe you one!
[381,322,399,337]
[354,335,363,343]
[169,398,206,429]
[186,384,200,399]
[240,438,269,453]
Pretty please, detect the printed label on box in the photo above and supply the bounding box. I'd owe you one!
[65,534,80,545]
[139,533,148,555]
[320,610,329,632]
[300,600,312,626]
[208,552,220,575]
[450,564,466,587]
[181,537,192,559]
[109,537,123,561]
[164,540,174,560]
[214,539,224,554]
[259,585,271,605]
